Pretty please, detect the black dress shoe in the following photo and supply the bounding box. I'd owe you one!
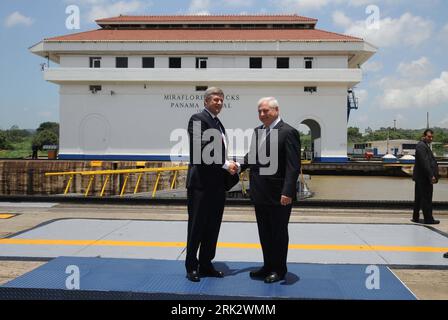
[423,219,440,225]
[199,268,224,278]
[249,268,269,279]
[264,272,285,284]
[186,270,200,282]
[410,218,420,223]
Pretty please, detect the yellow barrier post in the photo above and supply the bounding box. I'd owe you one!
[134,173,143,194]
[64,175,74,195]
[152,173,161,198]
[100,175,110,197]
[120,174,129,197]
[85,176,95,197]
[170,171,178,190]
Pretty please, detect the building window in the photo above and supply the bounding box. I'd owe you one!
[277,57,290,69]
[169,57,182,68]
[116,57,128,68]
[142,57,155,68]
[196,86,208,91]
[304,86,317,93]
[250,57,262,69]
[89,57,101,68]
[89,85,102,93]
[196,57,208,69]
[305,57,314,69]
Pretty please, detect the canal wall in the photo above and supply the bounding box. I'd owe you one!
[0,160,446,196]
[0,160,186,196]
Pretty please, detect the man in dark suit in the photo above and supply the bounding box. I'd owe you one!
[412,129,440,225]
[239,97,301,283]
[185,87,238,282]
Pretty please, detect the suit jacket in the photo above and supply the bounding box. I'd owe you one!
[241,120,301,205]
[186,110,234,191]
[413,140,439,183]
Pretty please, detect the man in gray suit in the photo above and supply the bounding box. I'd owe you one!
[411,129,440,225]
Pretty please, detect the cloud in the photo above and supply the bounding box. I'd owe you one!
[332,10,352,28]
[397,57,433,78]
[380,71,448,109]
[188,0,211,14]
[440,116,448,128]
[66,0,152,22]
[362,61,383,73]
[438,23,448,45]
[340,12,433,48]
[275,0,403,13]
[355,89,369,105]
[223,0,255,7]
[4,11,34,27]
[277,0,330,12]
[87,0,150,21]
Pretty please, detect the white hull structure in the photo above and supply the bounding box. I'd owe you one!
[31,15,376,162]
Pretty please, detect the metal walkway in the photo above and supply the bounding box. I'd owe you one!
[0,257,416,300]
[1,219,447,267]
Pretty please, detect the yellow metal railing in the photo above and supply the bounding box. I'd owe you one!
[45,160,310,198]
[45,166,189,198]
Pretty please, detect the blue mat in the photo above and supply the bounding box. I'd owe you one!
[0,257,416,300]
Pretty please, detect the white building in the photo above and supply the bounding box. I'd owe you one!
[30,15,376,162]
[351,140,419,156]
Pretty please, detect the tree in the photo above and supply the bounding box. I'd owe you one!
[31,130,59,151]
[36,122,59,136]
[347,127,364,143]
[5,125,31,143]
[0,131,13,150]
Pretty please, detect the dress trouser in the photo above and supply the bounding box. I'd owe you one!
[254,204,292,277]
[186,187,225,272]
[413,180,434,222]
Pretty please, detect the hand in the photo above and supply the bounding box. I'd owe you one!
[431,176,438,184]
[227,161,238,175]
[280,195,292,206]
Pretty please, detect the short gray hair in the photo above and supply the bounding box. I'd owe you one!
[204,87,224,102]
[257,97,279,109]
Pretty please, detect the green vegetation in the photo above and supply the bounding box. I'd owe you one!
[347,127,448,156]
[347,127,448,144]
[0,122,59,159]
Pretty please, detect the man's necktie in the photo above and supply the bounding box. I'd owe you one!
[214,117,224,134]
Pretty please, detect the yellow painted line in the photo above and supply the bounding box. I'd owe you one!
[0,239,447,253]
[0,214,16,219]
[0,239,186,248]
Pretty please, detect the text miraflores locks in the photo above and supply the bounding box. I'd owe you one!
[164,93,239,109]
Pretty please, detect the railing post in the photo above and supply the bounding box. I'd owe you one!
[120,174,129,197]
[100,175,110,197]
[64,175,74,195]
[170,170,178,190]
[152,173,161,198]
[85,176,95,197]
[134,173,143,194]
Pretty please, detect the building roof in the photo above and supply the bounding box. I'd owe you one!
[96,14,318,24]
[45,28,362,42]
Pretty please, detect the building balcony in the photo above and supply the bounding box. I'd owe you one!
[44,68,362,86]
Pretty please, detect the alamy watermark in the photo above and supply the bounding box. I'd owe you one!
[66,5,80,30]
[170,124,279,175]
[366,5,380,30]
[365,265,380,290]
[65,265,80,290]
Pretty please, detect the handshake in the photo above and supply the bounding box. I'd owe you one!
[227,160,240,176]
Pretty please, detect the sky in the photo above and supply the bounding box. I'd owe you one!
[0,0,447,132]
